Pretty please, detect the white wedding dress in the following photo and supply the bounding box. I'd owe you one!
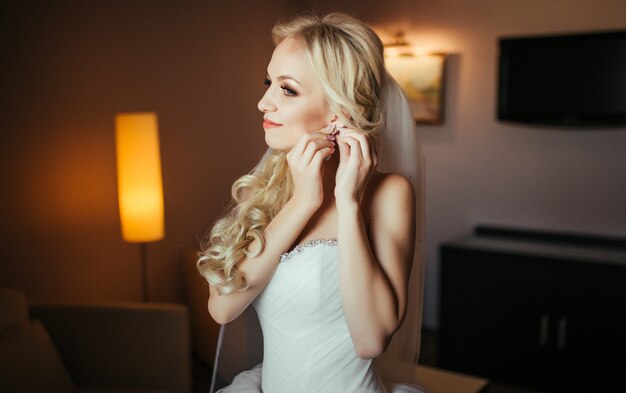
[216,239,425,393]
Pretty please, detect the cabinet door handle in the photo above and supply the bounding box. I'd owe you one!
[540,313,549,346]
[557,317,567,349]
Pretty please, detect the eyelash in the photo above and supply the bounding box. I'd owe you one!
[264,78,297,96]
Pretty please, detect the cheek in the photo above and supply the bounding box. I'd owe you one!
[287,102,328,135]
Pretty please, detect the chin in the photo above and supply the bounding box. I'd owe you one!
[264,134,294,152]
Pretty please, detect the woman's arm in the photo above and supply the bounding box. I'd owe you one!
[208,195,318,324]
[334,128,416,359]
[337,174,416,359]
[208,132,335,325]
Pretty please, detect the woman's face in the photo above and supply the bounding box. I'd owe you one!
[258,37,332,151]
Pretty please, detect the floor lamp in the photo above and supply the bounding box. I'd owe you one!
[115,112,165,302]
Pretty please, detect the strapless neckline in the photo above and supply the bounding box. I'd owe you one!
[280,238,338,263]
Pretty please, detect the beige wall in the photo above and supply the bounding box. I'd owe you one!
[2,0,625,330]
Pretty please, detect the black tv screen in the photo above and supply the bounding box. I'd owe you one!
[497,30,626,126]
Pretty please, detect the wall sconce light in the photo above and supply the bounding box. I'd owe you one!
[384,31,414,57]
[115,112,165,301]
[384,31,447,125]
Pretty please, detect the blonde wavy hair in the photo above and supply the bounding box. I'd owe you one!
[197,12,387,294]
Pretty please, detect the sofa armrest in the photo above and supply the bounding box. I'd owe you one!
[30,302,191,393]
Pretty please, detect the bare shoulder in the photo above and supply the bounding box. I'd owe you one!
[363,172,415,226]
[367,172,415,207]
[364,172,416,279]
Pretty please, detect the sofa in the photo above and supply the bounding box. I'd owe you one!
[0,287,191,393]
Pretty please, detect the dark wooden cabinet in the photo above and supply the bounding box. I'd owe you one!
[439,226,626,392]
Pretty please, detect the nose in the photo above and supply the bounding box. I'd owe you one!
[257,88,276,113]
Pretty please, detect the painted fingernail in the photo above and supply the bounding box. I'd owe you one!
[326,134,335,141]
[324,123,336,132]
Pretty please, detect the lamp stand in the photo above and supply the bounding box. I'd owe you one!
[140,242,149,302]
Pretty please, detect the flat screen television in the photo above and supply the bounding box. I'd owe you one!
[497,30,626,126]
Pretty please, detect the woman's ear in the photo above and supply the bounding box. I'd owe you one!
[333,113,353,129]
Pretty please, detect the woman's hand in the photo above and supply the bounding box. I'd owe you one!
[286,129,336,211]
[334,125,378,208]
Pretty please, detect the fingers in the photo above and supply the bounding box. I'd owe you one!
[336,129,377,168]
[310,146,336,167]
[288,132,336,170]
[302,138,334,164]
[289,132,334,158]
[335,133,349,163]
[290,132,325,157]
[302,141,335,166]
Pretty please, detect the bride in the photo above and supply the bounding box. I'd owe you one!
[198,12,425,393]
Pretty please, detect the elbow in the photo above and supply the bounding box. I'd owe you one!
[354,335,389,360]
[209,310,230,326]
[353,319,401,359]
[355,342,385,359]
[207,299,234,325]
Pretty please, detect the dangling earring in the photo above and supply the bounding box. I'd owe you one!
[325,116,340,134]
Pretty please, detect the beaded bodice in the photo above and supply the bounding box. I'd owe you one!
[279,238,338,263]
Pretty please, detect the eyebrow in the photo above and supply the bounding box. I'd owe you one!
[266,73,302,86]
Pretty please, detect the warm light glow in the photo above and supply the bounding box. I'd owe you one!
[115,113,164,242]
[385,46,438,58]
[386,53,445,90]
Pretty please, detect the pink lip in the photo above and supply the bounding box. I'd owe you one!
[263,118,283,128]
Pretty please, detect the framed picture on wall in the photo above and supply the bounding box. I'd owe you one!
[386,53,447,125]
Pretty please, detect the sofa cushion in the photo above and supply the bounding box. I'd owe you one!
[30,302,190,393]
[0,287,28,331]
[0,319,74,393]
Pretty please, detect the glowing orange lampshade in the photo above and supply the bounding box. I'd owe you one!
[115,112,165,243]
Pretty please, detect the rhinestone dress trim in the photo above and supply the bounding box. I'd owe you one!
[279,238,338,263]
